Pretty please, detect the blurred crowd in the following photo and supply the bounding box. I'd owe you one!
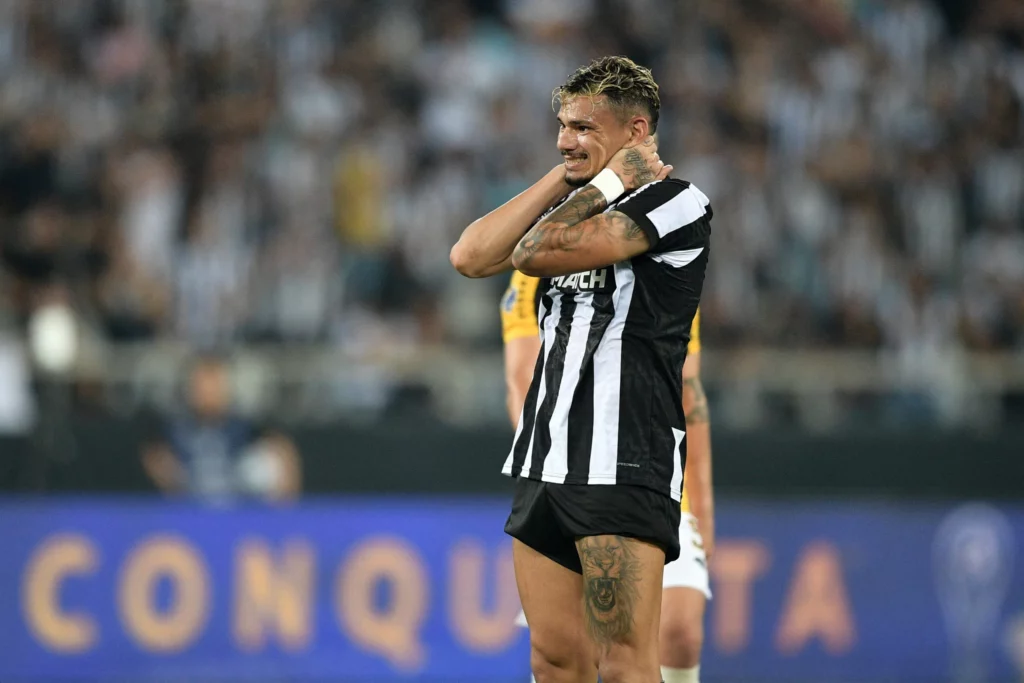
[0,0,1022,361]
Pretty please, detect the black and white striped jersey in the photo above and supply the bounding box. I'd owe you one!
[502,178,711,501]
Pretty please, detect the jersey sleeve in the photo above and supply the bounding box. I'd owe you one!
[501,271,541,343]
[612,179,712,254]
[688,307,702,355]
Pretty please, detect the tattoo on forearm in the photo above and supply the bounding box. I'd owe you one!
[513,184,651,269]
[514,186,607,268]
[684,377,710,424]
[576,535,641,649]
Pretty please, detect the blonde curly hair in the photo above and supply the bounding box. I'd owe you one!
[553,56,661,133]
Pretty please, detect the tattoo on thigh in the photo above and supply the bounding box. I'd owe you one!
[576,535,641,648]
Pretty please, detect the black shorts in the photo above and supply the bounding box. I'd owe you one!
[504,477,681,574]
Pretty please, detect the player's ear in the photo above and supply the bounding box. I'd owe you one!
[624,115,651,148]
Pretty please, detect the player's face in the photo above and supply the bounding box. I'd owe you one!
[557,95,632,187]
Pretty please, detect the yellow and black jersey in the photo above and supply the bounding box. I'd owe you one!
[501,271,704,512]
[500,270,545,343]
[688,307,701,356]
[680,304,699,514]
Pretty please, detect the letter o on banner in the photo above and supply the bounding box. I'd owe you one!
[118,535,210,653]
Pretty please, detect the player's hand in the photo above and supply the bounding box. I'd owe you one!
[605,136,673,192]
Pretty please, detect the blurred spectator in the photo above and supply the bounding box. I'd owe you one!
[1,0,1019,351]
[0,0,1020,425]
[142,355,301,501]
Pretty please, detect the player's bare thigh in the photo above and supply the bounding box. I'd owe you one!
[513,539,597,682]
[575,535,664,679]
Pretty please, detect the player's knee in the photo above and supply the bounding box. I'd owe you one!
[530,638,591,683]
[597,651,659,683]
[596,659,631,683]
[530,650,585,683]
[660,612,704,668]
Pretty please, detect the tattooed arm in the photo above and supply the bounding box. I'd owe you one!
[511,186,643,276]
[511,144,671,277]
[451,166,572,278]
[682,349,714,558]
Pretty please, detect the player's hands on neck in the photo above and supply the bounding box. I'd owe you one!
[605,136,672,193]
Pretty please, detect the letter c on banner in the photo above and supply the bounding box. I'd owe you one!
[118,535,210,653]
[22,534,99,653]
[336,537,428,671]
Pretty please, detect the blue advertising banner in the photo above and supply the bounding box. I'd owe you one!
[0,498,1022,682]
[705,501,1024,683]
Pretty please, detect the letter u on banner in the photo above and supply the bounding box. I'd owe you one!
[448,540,520,653]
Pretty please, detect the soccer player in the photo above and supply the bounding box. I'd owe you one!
[451,56,712,683]
[502,271,713,683]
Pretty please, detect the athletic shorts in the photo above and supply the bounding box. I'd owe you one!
[504,477,681,574]
[514,510,710,628]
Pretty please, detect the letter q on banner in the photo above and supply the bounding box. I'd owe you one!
[336,536,429,672]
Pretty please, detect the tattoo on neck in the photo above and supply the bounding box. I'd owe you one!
[622,148,656,188]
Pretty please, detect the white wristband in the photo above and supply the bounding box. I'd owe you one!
[588,168,625,204]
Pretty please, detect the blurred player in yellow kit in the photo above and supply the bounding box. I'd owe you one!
[501,270,713,683]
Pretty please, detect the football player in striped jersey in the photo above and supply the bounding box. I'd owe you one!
[501,270,713,683]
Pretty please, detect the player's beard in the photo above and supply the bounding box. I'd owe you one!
[563,154,594,187]
[565,173,593,188]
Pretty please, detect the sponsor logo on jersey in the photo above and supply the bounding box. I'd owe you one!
[550,268,612,293]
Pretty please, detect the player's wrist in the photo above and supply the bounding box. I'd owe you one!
[588,168,626,204]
